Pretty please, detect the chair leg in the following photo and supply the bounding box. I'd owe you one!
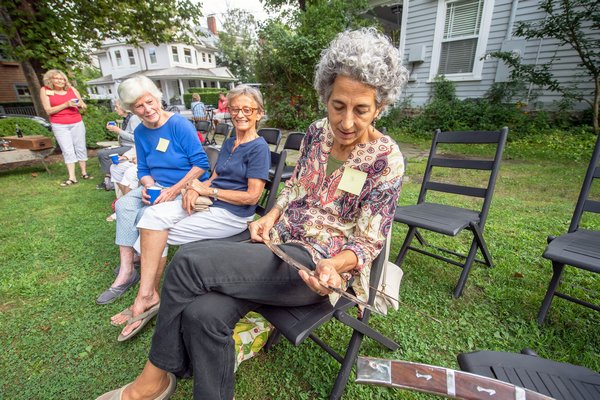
[415,229,428,246]
[395,226,417,265]
[453,238,479,298]
[328,318,368,399]
[471,223,493,268]
[537,261,565,325]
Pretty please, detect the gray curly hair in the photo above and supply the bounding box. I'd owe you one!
[314,27,409,111]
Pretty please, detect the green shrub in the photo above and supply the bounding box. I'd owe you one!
[183,88,222,109]
[0,117,51,138]
[81,105,119,148]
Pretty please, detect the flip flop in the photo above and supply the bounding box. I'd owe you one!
[60,179,78,187]
[117,303,160,342]
[81,174,94,180]
[110,308,132,326]
[95,372,176,400]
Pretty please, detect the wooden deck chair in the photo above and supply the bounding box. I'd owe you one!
[394,128,508,297]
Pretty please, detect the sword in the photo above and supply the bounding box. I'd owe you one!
[264,240,381,314]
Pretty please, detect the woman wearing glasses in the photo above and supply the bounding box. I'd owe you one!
[109,84,271,342]
[40,69,92,186]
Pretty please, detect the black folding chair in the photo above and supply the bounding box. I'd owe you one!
[537,132,600,324]
[258,128,282,152]
[394,128,508,297]
[195,120,212,144]
[206,123,231,147]
[269,131,305,182]
[458,349,600,400]
[203,145,220,174]
[258,240,399,400]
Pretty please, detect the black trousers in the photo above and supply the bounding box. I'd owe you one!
[148,240,324,399]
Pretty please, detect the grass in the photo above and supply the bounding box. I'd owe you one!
[0,139,598,399]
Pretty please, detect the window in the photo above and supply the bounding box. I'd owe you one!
[184,48,192,64]
[14,84,31,100]
[149,48,157,64]
[127,49,136,65]
[430,0,494,81]
[188,80,197,88]
[202,52,206,62]
[208,54,212,63]
[115,50,123,66]
[172,46,179,62]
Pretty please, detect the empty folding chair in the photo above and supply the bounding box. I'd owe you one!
[258,128,282,152]
[195,120,212,144]
[394,128,508,297]
[537,132,600,324]
[206,123,231,147]
[269,131,305,182]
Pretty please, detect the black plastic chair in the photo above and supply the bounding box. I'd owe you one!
[195,120,212,143]
[258,128,282,152]
[537,133,600,324]
[269,131,305,182]
[258,239,399,400]
[206,123,231,147]
[394,128,508,297]
[203,145,220,174]
[458,349,600,400]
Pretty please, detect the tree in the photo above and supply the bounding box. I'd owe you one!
[0,0,203,117]
[489,0,600,134]
[255,0,372,129]
[216,9,258,84]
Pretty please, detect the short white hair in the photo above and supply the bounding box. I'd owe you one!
[314,27,409,111]
[118,76,163,111]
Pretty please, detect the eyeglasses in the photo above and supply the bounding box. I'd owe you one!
[52,77,65,81]
[228,107,258,117]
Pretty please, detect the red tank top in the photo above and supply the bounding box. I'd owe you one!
[45,86,83,124]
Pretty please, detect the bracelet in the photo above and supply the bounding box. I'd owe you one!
[274,204,284,213]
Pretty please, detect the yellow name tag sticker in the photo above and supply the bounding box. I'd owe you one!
[45,90,54,96]
[156,138,170,152]
[338,167,367,195]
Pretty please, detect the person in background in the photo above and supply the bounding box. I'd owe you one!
[96,100,140,191]
[40,69,91,187]
[190,93,206,121]
[212,91,230,127]
[96,27,407,400]
[95,75,209,306]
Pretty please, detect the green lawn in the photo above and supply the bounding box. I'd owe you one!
[0,139,598,399]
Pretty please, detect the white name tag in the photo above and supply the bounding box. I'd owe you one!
[338,167,367,195]
[156,138,170,152]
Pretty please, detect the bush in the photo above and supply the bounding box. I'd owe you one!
[183,88,222,109]
[0,117,52,138]
[81,105,119,148]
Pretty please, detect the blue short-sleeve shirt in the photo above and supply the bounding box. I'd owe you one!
[211,136,271,217]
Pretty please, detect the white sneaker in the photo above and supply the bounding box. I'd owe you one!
[106,213,116,222]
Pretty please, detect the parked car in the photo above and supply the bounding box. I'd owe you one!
[0,114,52,131]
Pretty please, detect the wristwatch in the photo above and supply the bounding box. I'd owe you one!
[212,188,219,200]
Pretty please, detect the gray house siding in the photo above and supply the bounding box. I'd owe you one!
[400,0,595,111]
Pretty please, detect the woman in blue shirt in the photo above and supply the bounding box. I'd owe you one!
[109,84,271,341]
[96,76,210,305]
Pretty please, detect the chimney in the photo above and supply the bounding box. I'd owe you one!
[207,15,218,36]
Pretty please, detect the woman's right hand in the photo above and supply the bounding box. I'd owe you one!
[249,213,278,243]
[182,189,199,214]
[66,99,78,108]
[141,186,152,205]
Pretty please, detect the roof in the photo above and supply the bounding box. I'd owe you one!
[87,67,236,85]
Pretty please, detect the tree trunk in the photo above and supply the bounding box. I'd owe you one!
[21,60,47,119]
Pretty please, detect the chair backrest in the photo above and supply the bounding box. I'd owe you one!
[195,120,211,134]
[283,132,305,151]
[213,123,231,141]
[418,127,508,228]
[569,133,600,233]
[258,128,282,152]
[204,145,220,172]
[256,149,287,217]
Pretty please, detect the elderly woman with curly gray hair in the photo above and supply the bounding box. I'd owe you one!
[96,27,408,400]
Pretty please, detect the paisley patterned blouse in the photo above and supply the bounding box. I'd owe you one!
[271,118,404,304]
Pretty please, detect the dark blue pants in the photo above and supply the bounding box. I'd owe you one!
[148,240,324,400]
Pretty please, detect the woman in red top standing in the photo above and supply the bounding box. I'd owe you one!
[40,69,92,186]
